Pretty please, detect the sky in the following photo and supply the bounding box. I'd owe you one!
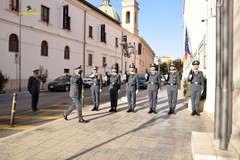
[86,0,184,60]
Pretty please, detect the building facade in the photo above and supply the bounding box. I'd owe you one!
[0,0,154,90]
[183,0,239,155]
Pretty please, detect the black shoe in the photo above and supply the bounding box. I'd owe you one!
[191,110,196,116]
[168,109,172,115]
[109,108,114,112]
[153,110,157,114]
[92,108,96,111]
[113,108,117,112]
[127,109,132,112]
[132,109,135,113]
[196,112,201,116]
[148,109,153,114]
[96,108,99,111]
[79,118,88,123]
[33,108,39,112]
[63,113,68,121]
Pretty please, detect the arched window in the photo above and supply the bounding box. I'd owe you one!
[9,34,18,52]
[126,11,130,24]
[41,41,48,56]
[64,46,70,59]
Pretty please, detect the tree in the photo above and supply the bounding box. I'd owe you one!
[38,65,48,90]
[0,70,9,94]
[160,62,168,75]
[173,58,183,73]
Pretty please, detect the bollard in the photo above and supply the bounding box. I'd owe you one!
[81,84,84,107]
[9,93,17,127]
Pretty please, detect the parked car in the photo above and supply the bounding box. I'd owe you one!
[138,75,147,89]
[82,77,93,88]
[48,75,71,92]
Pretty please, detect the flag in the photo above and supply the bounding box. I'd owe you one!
[184,28,191,60]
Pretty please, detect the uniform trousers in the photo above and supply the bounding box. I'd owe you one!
[65,97,82,119]
[148,90,158,111]
[126,86,136,110]
[31,92,39,110]
[110,89,118,109]
[167,85,178,111]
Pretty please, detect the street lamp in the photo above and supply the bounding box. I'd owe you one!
[18,0,22,92]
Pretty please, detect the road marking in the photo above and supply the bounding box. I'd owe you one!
[0,125,35,130]
[0,116,61,120]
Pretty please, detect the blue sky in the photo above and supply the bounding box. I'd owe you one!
[86,0,183,60]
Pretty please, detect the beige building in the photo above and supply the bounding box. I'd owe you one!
[0,0,154,90]
[183,0,239,157]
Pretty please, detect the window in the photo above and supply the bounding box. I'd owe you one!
[41,41,48,56]
[41,5,49,24]
[126,11,130,24]
[64,69,69,74]
[64,46,70,59]
[100,24,106,43]
[9,0,19,12]
[63,5,71,30]
[115,37,118,48]
[9,34,18,52]
[102,57,106,67]
[89,26,93,38]
[88,54,93,66]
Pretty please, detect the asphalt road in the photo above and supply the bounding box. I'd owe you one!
[0,84,131,138]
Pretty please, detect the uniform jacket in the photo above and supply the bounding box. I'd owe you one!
[146,71,161,90]
[69,74,81,98]
[108,73,121,91]
[28,76,40,94]
[166,71,181,89]
[126,73,139,91]
[90,73,103,89]
[188,70,204,91]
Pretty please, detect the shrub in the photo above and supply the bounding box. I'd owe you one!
[0,70,9,93]
[38,65,48,90]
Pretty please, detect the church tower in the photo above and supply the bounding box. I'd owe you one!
[122,0,139,35]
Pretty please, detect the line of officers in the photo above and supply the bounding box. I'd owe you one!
[62,60,204,123]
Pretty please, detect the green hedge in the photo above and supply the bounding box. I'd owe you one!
[0,70,9,93]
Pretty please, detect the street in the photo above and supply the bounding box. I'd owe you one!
[0,84,128,138]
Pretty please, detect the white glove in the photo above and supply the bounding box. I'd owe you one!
[188,74,193,80]
[89,74,95,78]
[100,89,102,93]
[118,90,120,93]
[158,89,161,93]
[136,90,139,94]
[201,90,204,95]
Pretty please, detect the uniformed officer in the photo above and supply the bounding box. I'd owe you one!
[165,62,181,115]
[146,63,161,114]
[126,63,139,113]
[89,66,103,111]
[28,69,40,111]
[188,60,204,116]
[107,64,121,112]
[63,66,88,123]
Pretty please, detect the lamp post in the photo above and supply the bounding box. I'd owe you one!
[18,0,22,92]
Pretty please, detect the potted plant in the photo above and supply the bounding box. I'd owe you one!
[183,77,207,112]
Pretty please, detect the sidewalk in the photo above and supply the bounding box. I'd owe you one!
[0,88,214,160]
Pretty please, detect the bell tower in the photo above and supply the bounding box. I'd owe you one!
[122,0,139,35]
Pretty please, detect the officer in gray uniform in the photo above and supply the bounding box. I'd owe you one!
[126,63,139,113]
[63,66,88,123]
[166,62,181,115]
[107,64,121,112]
[90,66,103,111]
[146,63,161,114]
[188,60,204,116]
